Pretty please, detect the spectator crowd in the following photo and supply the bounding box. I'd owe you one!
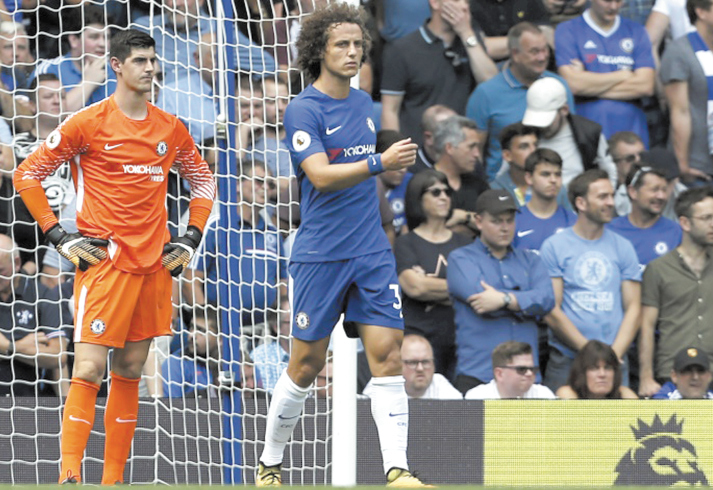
[1,0,713,403]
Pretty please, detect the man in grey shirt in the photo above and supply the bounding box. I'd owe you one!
[660,0,713,185]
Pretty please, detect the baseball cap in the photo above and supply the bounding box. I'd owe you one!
[522,77,568,128]
[475,189,518,215]
[673,347,710,372]
[641,148,680,181]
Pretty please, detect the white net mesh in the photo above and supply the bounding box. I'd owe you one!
[0,0,336,484]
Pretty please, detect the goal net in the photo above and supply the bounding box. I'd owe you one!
[0,0,340,484]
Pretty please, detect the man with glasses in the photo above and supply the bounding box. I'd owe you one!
[609,131,644,215]
[465,341,555,399]
[363,335,462,399]
[447,189,555,394]
[639,187,713,397]
[652,347,713,400]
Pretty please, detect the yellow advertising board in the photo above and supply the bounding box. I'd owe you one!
[483,400,713,486]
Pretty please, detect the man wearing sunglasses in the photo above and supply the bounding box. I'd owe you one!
[465,341,555,399]
[447,189,555,394]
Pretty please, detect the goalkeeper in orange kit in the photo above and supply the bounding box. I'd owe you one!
[13,29,215,484]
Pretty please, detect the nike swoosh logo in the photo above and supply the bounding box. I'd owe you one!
[277,414,300,420]
[325,126,341,135]
[116,417,137,424]
[498,196,509,201]
[517,230,535,238]
[389,412,408,417]
[104,143,124,150]
[68,415,91,425]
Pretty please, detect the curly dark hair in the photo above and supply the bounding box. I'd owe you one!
[296,2,371,82]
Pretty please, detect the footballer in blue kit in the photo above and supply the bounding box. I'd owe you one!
[555,1,655,145]
[256,4,428,488]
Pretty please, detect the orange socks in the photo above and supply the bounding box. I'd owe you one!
[101,372,140,485]
[59,378,101,483]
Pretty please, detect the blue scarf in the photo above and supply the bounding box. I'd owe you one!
[688,31,713,153]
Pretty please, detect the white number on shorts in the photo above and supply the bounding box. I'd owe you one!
[389,284,403,318]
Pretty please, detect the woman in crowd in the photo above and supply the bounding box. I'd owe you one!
[394,169,472,380]
[557,340,638,399]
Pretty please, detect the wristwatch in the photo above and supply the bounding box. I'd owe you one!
[502,293,512,308]
[465,35,478,48]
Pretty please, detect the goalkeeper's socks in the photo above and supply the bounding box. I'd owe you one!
[101,373,140,485]
[260,372,311,466]
[369,375,410,475]
[59,378,101,483]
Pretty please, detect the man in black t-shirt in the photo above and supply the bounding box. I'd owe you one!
[0,234,70,397]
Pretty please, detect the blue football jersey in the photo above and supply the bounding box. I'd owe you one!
[284,85,390,262]
[514,205,577,252]
[607,215,682,271]
[555,11,654,145]
[386,172,412,231]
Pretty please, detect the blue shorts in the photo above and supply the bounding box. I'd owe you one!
[289,250,404,341]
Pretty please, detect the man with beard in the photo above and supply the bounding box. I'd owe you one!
[541,169,641,391]
[639,187,713,397]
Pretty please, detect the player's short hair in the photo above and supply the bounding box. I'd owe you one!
[404,169,453,230]
[688,0,713,23]
[507,22,543,52]
[608,131,642,154]
[567,340,623,399]
[27,73,60,106]
[568,168,610,213]
[524,148,562,174]
[499,122,538,151]
[674,186,713,218]
[110,29,156,63]
[433,115,478,159]
[624,163,667,191]
[296,2,371,81]
[491,341,532,370]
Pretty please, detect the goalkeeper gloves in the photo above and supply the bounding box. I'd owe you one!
[162,226,202,277]
[45,225,109,272]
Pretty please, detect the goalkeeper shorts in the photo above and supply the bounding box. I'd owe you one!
[73,259,173,347]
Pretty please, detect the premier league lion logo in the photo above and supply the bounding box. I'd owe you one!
[614,415,708,486]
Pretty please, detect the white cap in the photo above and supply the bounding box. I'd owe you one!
[522,77,567,128]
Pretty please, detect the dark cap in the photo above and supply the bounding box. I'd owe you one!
[641,148,680,181]
[673,347,710,372]
[475,189,519,215]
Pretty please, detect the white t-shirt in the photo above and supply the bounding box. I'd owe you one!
[464,380,556,400]
[362,374,463,400]
[652,0,694,40]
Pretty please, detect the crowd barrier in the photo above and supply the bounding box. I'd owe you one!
[1,398,710,485]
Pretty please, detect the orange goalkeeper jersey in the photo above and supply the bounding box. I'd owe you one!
[14,96,216,274]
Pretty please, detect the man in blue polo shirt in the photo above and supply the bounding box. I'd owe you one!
[188,160,287,362]
[555,0,655,145]
[467,22,574,181]
[33,3,116,112]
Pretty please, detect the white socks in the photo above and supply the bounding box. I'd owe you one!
[369,375,409,474]
[260,372,311,466]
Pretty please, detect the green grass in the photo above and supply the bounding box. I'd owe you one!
[0,486,689,489]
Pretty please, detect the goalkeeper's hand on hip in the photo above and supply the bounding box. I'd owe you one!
[46,225,109,272]
[162,225,202,277]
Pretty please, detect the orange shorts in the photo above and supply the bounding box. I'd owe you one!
[73,258,173,348]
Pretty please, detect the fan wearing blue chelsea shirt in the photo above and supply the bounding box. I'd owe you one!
[256,4,428,488]
[607,165,683,271]
[555,0,655,145]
